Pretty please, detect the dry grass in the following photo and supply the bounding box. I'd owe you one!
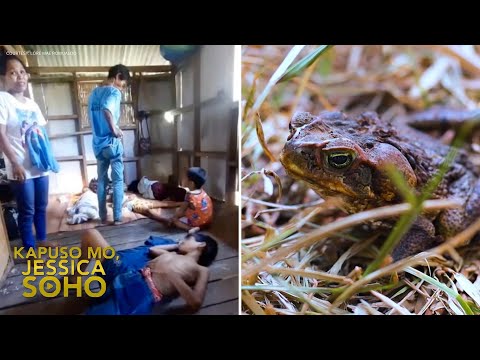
[241,45,480,315]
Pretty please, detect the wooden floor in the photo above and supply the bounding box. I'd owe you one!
[0,214,238,315]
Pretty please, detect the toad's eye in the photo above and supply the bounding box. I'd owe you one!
[326,152,354,169]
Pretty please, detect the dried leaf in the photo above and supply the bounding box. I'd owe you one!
[409,57,451,98]
[261,170,274,196]
[264,304,277,315]
[254,113,276,162]
[371,290,412,315]
[354,300,384,315]
[263,227,278,244]
[263,169,283,202]
[242,290,266,315]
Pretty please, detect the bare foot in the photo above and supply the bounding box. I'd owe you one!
[188,227,200,235]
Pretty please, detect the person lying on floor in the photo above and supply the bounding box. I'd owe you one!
[71,228,218,315]
[66,188,100,225]
[132,167,213,232]
[129,176,187,203]
[124,194,185,213]
[124,176,187,213]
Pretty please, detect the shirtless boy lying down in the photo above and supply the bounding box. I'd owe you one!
[71,229,218,315]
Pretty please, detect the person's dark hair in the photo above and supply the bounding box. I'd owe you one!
[187,167,207,189]
[128,179,140,193]
[0,52,27,76]
[108,64,131,83]
[191,232,218,267]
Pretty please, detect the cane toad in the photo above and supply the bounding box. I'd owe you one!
[280,111,480,260]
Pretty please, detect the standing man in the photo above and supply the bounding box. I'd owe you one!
[88,64,130,225]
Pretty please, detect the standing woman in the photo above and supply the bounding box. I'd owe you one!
[0,53,55,249]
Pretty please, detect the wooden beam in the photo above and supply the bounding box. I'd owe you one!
[192,151,228,159]
[2,45,16,54]
[141,73,174,81]
[177,150,229,158]
[56,156,83,161]
[27,65,173,74]
[86,157,140,166]
[1,45,28,66]
[226,104,239,205]
[132,72,141,180]
[72,74,89,188]
[170,104,194,115]
[49,130,90,140]
[49,126,132,140]
[30,76,103,83]
[30,73,159,84]
[160,92,230,117]
[151,146,175,152]
[193,52,201,167]
[47,114,78,120]
[30,77,74,84]
[150,150,175,156]
[172,75,179,184]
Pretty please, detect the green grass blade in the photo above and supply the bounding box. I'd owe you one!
[241,285,333,294]
[250,45,305,114]
[242,74,257,122]
[405,267,473,315]
[278,45,333,83]
[384,164,416,204]
[364,211,419,276]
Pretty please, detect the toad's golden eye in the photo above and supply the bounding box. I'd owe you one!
[327,152,353,169]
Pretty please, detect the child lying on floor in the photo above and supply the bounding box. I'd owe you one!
[70,228,218,315]
[132,167,213,232]
[132,176,187,202]
[124,195,184,213]
[66,188,100,225]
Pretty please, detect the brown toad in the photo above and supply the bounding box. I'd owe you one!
[280,111,480,260]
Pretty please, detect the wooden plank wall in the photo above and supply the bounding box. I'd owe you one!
[28,66,173,191]
[166,50,238,203]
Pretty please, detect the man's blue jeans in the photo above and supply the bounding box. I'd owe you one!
[96,142,124,222]
[10,175,49,249]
